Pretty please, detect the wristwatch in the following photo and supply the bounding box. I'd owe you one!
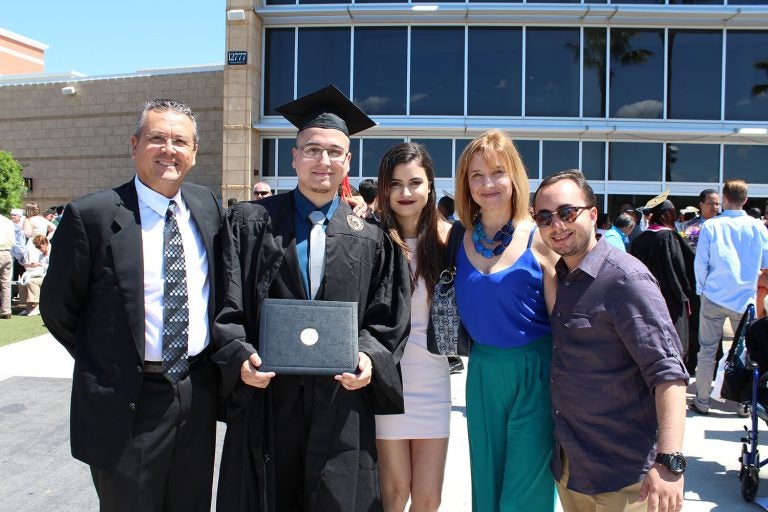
[655,452,687,475]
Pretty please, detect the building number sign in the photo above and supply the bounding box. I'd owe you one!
[228,51,248,65]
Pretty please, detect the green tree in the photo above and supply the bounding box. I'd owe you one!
[0,150,27,216]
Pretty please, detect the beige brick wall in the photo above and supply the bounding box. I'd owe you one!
[0,70,224,208]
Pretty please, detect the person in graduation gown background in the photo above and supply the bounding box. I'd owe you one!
[630,195,696,359]
[212,85,412,512]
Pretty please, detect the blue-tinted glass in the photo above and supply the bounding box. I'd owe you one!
[609,142,662,181]
[612,0,663,3]
[526,28,580,117]
[468,28,522,116]
[542,141,579,177]
[455,139,472,164]
[278,139,296,177]
[514,140,539,179]
[730,0,768,4]
[609,29,664,119]
[262,139,276,177]
[668,31,722,120]
[361,138,405,178]
[582,142,606,180]
[410,28,464,116]
[725,31,768,121]
[669,0,722,4]
[354,28,407,115]
[348,139,362,177]
[266,0,294,5]
[264,29,295,115]
[583,28,607,118]
[723,145,768,183]
[411,139,453,178]
[297,28,350,97]
[665,144,720,182]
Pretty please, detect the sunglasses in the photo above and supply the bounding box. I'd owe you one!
[253,191,270,197]
[533,206,590,228]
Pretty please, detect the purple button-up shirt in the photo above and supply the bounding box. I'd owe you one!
[550,238,689,495]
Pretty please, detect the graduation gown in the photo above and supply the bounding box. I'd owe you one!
[630,226,696,352]
[212,192,411,512]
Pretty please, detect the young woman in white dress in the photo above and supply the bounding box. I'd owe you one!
[375,142,453,512]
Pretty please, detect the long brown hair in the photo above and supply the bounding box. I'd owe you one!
[377,142,445,298]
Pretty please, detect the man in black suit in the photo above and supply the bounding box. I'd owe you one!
[41,99,223,512]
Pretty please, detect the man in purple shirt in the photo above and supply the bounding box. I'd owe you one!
[532,169,689,512]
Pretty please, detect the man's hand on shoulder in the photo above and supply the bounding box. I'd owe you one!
[335,352,373,390]
[240,352,275,388]
[639,465,684,512]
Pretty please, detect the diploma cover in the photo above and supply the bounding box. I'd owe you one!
[258,298,359,375]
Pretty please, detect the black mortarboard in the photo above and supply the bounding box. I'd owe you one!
[275,84,376,136]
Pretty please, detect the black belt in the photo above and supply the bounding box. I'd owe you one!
[143,346,211,374]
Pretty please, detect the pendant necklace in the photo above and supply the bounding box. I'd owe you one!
[472,217,515,259]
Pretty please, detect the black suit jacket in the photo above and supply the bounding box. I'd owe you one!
[40,179,223,468]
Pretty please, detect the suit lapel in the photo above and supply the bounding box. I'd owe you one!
[109,182,146,360]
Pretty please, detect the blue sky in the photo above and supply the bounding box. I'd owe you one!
[3,1,225,76]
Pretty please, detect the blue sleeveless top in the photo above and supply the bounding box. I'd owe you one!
[455,228,551,348]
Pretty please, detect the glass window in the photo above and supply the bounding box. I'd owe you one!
[525,28,580,117]
[468,28,522,116]
[583,28,607,118]
[455,139,473,163]
[354,28,407,115]
[669,0,723,4]
[265,0,294,5]
[723,145,768,183]
[542,141,579,177]
[297,28,351,98]
[668,30,722,120]
[730,0,768,4]
[609,29,664,119]
[264,29,295,115]
[360,138,405,178]
[665,144,720,183]
[608,142,662,181]
[514,140,539,179]
[278,139,296,178]
[261,139,276,177]
[410,27,464,115]
[725,31,768,121]
[581,142,606,181]
[411,139,454,178]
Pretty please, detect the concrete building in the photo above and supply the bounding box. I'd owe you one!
[1,2,768,213]
[0,28,46,75]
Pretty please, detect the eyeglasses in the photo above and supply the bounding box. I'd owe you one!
[702,202,721,208]
[253,191,271,197]
[300,144,348,161]
[533,206,591,228]
[145,134,195,151]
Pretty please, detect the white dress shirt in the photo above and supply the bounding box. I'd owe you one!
[135,176,210,361]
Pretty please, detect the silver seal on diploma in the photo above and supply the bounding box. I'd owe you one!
[300,328,319,346]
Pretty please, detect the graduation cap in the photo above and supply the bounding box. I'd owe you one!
[275,84,376,136]
[643,190,675,217]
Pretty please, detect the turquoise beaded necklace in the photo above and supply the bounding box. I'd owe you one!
[472,217,515,258]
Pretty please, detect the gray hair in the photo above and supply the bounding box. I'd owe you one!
[132,99,199,144]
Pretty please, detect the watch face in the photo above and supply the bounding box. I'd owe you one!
[669,454,686,474]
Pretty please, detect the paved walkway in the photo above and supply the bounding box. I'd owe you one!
[0,334,765,511]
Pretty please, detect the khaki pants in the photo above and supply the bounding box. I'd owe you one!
[0,250,11,316]
[556,450,646,512]
[20,276,44,305]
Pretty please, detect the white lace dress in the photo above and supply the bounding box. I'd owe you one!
[375,238,451,439]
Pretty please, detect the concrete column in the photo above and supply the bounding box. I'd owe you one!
[222,0,262,202]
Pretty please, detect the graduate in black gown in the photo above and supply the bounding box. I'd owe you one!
[630,196,696,356]
[212,85,411,512]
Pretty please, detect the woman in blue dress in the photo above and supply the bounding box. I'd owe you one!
[453,130,559,512]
